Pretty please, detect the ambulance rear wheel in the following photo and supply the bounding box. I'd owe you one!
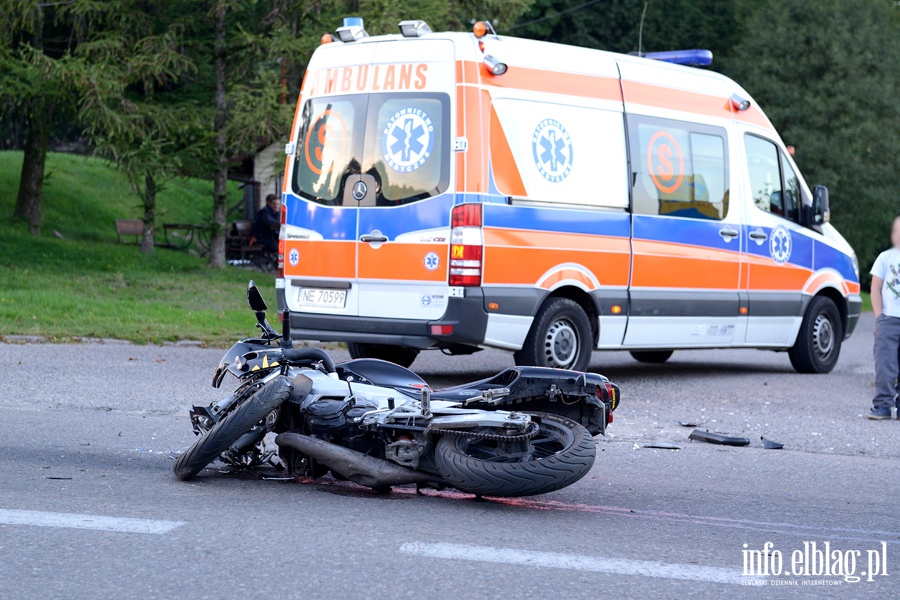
[788,296,843,374]
[346,343,419,368]
[515,298,592,371]
[629,350,674,364]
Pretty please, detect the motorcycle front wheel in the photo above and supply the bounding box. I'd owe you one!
[435,412,595,497]
[173,377,293,481]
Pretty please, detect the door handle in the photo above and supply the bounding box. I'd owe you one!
[359,234,389,243]
[748,228,768,244]
[718,227,739,240]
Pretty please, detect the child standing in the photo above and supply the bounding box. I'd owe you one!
[869,216,900,419]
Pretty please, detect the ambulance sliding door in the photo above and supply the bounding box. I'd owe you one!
[623,115,743,348]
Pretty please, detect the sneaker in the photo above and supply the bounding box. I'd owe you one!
[867,407,892,420]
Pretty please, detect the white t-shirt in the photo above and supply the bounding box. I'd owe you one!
[871,248,900,317]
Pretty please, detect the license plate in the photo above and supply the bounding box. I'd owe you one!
[297,288,347,309]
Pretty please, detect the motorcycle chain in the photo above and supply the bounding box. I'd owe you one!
[430,421,540,442]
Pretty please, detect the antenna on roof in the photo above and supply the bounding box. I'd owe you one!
[637,2,648,57]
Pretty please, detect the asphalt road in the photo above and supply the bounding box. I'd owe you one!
[0,313,897,599]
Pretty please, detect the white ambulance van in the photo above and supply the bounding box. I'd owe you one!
[275,18,862,373]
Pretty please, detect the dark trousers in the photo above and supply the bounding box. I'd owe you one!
[873,314,900,409]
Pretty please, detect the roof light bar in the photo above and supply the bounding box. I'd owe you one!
[336,17,368,43]
[398,20,432,38]
[643,49,713,67]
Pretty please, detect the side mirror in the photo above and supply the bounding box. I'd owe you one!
[247,280,268,312]
[812,185,830,225]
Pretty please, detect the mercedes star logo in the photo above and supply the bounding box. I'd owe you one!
[351,180,368,201]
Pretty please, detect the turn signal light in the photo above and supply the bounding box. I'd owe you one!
[611,305,622,314]
[473,21,487,38]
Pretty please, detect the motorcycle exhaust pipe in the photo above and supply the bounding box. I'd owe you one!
[275,432,439,489]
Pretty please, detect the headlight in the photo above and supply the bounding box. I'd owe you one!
[851,253,860,279]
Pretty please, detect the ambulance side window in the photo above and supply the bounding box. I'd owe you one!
[781,156,803,222]
[744,134,800,223]
[628,116,729,220]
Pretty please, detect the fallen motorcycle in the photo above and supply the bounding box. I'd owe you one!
[173,281,621,497]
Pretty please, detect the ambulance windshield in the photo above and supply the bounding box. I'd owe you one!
[292,92,450,206]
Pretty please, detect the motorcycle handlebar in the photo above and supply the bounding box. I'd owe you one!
[281,308,293,349]
[280,347,336,374]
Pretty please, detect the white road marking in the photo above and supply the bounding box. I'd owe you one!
[400,542,752,586]
[0,509,184,535]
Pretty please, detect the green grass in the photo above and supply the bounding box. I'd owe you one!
[861,292,871,312]
[0,151,273,345]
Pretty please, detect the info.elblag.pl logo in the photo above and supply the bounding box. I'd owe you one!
[742,541,889,585]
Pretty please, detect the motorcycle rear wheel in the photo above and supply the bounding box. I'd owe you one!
[435,412,595,497]
[173,377,293,481]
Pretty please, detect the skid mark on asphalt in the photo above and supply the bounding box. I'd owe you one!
[401,542,751,585]
[390,487,900,545]
[0,509,183,534]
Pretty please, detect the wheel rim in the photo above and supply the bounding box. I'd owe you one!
[812,312,835,359]
[544,318,579,368]
[454,419,576,463]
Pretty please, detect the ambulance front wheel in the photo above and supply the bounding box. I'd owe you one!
[347,343,420,368]
[515,298,593,371]
[788,295,843,374]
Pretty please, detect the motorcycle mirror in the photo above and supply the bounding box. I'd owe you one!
[247,280,268,312]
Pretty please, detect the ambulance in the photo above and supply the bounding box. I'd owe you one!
[275,17,862,374]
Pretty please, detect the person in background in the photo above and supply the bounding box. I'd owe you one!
[253,194,281,253]
[868,215,900,419]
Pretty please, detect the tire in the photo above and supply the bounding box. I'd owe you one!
[515,297,593,371]
[173,377,293,481]
[629,350,674,364]
[435,412,595,497]
[347,343,419,368]
[788,296,843,374]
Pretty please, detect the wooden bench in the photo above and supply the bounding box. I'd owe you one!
[227,220,264,261]
[115,219,143,245]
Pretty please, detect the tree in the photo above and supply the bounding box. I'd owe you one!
[725,0,900,286]
[511,0,744,65]
[75,3,198,253]
[0,0,85,235]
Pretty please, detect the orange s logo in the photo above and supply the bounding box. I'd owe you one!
[304,110,348,176]
[646,130,684,194]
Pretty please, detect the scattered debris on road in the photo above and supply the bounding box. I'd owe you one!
[642,443,682,450]
[761,436,785,450]
[688,430,751,447]
[677,420,705,427]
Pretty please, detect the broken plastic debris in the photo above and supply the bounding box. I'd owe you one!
[643,442,682,450]
[688,429,750,446]
[760,436,784,450]
[677,420,705,427]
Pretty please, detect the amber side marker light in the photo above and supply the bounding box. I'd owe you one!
[611,305,622,314]
[740,307,749,315]
[487,302,500,311]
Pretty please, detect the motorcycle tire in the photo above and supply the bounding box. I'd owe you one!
[435,412,595,497]
[173,376,293,481]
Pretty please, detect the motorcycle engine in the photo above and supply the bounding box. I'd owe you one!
[305,397,377,438]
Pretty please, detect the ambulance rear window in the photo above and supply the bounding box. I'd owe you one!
[292,93,450,206]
